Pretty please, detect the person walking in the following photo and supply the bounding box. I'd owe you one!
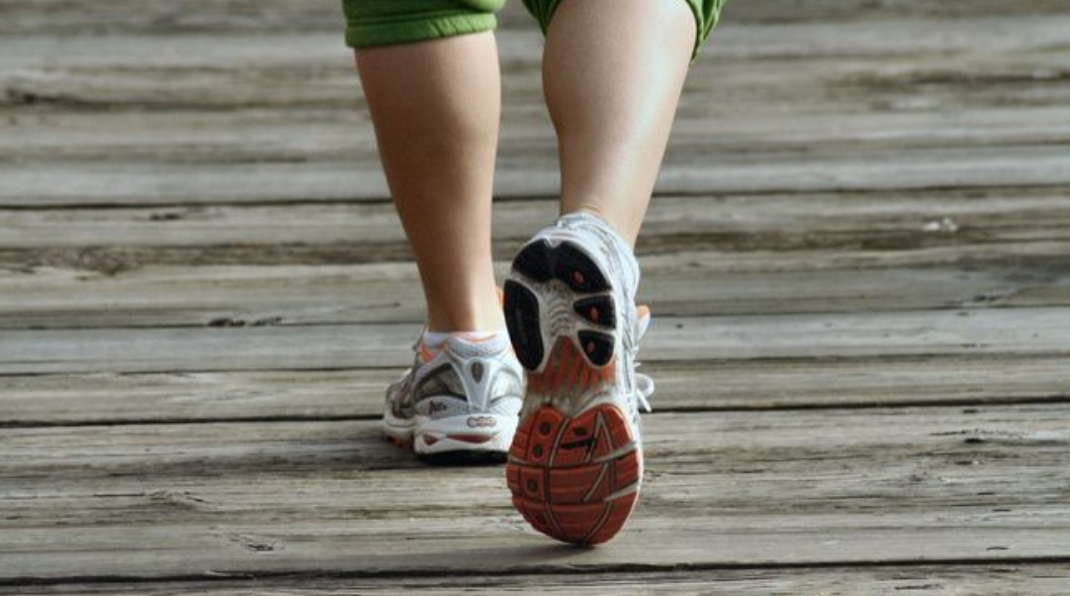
[344,0,725,545]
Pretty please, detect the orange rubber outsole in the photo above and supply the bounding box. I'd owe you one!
[506,341,641,545]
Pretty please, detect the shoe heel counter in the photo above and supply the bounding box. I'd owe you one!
[440,340,524,415]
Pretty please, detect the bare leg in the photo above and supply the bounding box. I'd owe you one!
[543,0,696,245]
[356,32,504,332]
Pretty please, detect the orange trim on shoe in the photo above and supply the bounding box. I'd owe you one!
[417,341,437,363]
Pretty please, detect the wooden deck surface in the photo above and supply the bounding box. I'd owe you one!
[3,0,1070,593]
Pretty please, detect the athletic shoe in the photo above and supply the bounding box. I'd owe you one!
[503,212,654,545]
[382,331,524,462]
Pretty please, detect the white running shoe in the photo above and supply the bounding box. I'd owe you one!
[382,331,524,462]
[503,212,654,545]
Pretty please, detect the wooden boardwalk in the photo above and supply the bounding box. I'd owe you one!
[3,0,1070,593]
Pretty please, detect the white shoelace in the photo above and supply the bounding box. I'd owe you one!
[630,318,655,414]
[635,368,655,413]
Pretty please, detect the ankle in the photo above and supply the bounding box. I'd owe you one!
[425,291,506,333]
[426,316,506,334]
[420,328,505,353]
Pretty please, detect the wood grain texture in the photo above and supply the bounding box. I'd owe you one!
[5,148,1069,207]
[12,566,1070,596]
[0,187,1067,329]
[6,107,1070,158]
[3,189,1070,251]
[3,257,1069,329]
[3,355,1069,426]
[3,307,1070,375]
[2,12,1069,206]
[2,405,1069,580]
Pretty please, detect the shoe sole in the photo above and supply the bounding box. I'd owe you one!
[503,239,641,545]
[383,412,517,465]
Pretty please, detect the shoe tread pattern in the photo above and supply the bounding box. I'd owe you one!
[504,239,639,545]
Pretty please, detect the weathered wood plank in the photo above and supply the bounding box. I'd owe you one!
[3,12,1067,205]
[9,108,1070,170]
[0,0,1065,590]
[5,15,1065,136]
[3,259,1068,330]
[2,355,1068,425]
[2,242,1069,329]
[2,187,1067,329]
[1,189,1068,299]
[6,514,1066,582]
[3,0,1066,591]
[2,405,1068,579]
[2,48,1065,118]
[4,50,1067,115]
[12,566,1070,596]
[4,190,1070,249]
[2,308,1069,375]
[7,106,1070,153]
[4,146,1069,207]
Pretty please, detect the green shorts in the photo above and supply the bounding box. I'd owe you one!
[342,0,726,61]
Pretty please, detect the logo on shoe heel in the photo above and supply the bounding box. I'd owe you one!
[467,416,497,428]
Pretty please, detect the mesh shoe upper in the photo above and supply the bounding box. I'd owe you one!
[547,212,655,427]
[386,332,524,422]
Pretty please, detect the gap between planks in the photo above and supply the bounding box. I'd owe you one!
[7,563,1070,595]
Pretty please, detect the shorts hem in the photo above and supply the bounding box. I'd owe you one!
[523,0,719,63]
[346,13,498,48]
